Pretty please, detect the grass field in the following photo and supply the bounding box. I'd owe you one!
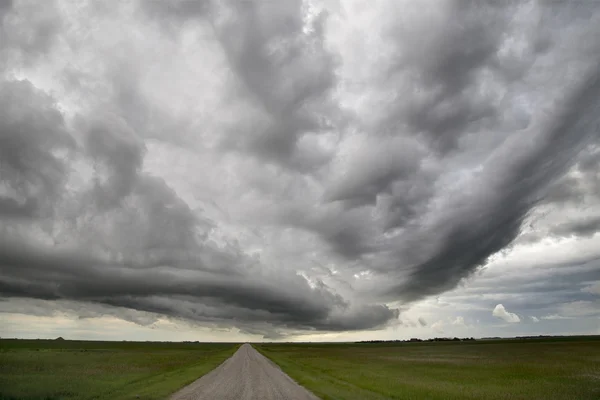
[257,336,600,400]
[3,337,599,400]
[0,339,237,400]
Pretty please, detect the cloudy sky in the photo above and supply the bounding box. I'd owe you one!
[1,0,599,342]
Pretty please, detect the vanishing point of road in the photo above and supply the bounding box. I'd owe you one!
[170,343,319,400]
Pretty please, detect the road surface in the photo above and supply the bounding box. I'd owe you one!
[170,343,319,400]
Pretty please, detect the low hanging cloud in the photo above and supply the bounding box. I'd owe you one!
[1,0,600,338]
[582,282,600,296]
[493,304,521,323]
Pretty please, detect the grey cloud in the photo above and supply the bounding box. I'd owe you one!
[261,0,600,310]
[141,0,210,21]
[582,282,600,296]
[0,298,162,327]
[350,5,600,304]
[300,1,525,259]
[441,256,600,321]
[321,1,529,228]
[320,0,597,248]
[0,79,73,218]
[213,0,338,170]
[0,0,12,17]
[381,0,512,153]
[541,314,572,321]
[0,0,62,67]
[82,113,146,209]
[0,79,395,335]
[279,204,382,261]
[551,216,600,239]
[2,0,600,339]
[545,145,600,206]
[0,71,397,335]
[557,300,600,318]
[324,137,425,208]
[73,175,207,256]
[393,65,600,300]
[0,238,398,333]
[108,63,156,139]
[578,146,600,172]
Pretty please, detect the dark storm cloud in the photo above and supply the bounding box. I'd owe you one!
[0,236,397,332]
[0,80,73,218]
[0,0,62,67]
[212,0,338,170]
[0,0,68,221]
[0,298,162,327]
[525,145,600,244]
[0,63,396,334]
[214,0,600,315]
[2,0,600,339]
[316,1,518,228]
[82,113,146,209]
[0,0,12,16]
[140,0,338,169]
[444,257,600,326]
[545,145,600,206]
[551,217,600,239]
[387,64,600,302]
[323,137,426,208]
[0,12,396,334]
[286,0,600,306]
[382,0,511,154]
[141,0,210,21]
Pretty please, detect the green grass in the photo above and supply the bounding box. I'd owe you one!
[256,337,600,400]
[0,339,238,400]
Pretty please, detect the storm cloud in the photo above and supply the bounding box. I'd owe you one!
[1,0,599,339]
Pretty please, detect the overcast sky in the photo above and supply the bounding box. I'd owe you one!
[1,0,599,342]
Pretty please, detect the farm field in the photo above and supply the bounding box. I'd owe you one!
[0,339,237,400]
[257,336,600,400]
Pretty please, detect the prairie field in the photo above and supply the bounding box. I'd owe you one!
[2,337,599,400]
[257,336,600,400]
[0,339,237,400]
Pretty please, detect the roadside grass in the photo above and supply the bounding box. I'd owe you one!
[0,339,237,400]
[256,336,600,400]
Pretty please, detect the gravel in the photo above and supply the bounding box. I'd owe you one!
[169,343,320,400]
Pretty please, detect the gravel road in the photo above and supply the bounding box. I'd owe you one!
[169,343,319,400]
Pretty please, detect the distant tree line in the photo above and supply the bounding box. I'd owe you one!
[357,337,476,343]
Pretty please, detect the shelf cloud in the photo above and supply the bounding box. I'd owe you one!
[1,0,599,339]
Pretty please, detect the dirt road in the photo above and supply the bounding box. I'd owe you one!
[169,343,319,400]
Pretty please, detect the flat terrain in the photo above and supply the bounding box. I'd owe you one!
[3,336,600,400]
[170,343,318,400]
[257,336,600,400]
[0,339,237,400]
